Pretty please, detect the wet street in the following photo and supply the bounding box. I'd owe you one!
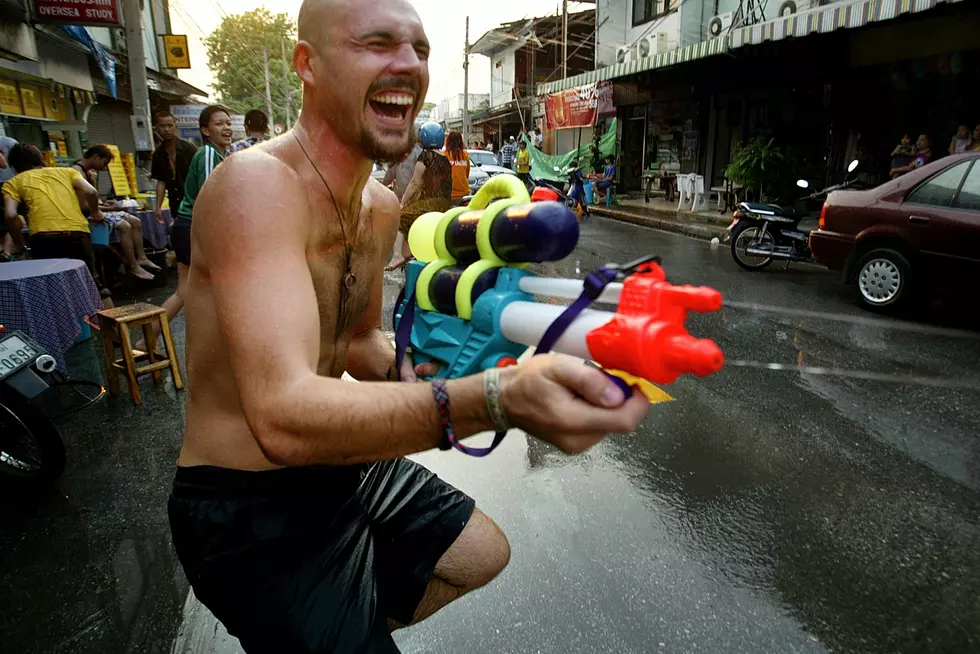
[2,216,979,653]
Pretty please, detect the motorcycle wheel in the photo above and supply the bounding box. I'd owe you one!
[0,394,67,489]
[731,223,775,271]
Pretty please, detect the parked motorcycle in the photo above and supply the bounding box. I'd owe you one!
[730,160,859,271]
[0,325,103,489]
[550,164,590,222]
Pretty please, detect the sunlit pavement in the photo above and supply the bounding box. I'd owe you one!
[2,217,979,653]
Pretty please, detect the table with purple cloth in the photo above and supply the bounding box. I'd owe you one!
[108,208,172,250]
[0,259,104,372]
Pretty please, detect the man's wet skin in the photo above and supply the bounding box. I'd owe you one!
[177,0,432,471]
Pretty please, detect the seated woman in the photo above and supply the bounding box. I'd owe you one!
[71,145,159,281]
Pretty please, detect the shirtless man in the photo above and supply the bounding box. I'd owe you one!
[166,0,651,651]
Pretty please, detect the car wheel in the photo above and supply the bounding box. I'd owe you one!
[854,248,912,312]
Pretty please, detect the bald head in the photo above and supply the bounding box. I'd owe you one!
[297,0,343,51]
[293,0,430,162]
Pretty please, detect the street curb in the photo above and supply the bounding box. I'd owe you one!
[591,206,728,242]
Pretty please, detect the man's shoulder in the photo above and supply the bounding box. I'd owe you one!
[177,139,198,153]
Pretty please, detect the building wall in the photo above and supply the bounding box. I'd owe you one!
[490,44,521,107]
[596,0,682,67]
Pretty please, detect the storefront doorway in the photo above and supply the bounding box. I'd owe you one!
[621,110,647,191]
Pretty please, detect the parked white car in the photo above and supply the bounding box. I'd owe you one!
[468,149,516,177]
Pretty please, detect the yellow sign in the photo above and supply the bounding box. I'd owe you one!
[0,80,22,114]
[56,141,68,157]
[121,152,138,193]
[105,145,132,196]
[18,83,44,118]
[41,86,69,121]
[163,35,191,69]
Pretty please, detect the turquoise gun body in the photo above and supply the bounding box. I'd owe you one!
[395,261,536,379]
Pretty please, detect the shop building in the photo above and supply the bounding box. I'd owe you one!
[470,10,596,153]
[0,0,205,193]
[539,0,977,198]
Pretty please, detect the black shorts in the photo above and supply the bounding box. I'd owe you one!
[171,217,192,266]
[168,459,475,653]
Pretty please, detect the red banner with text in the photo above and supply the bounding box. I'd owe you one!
[33,0,121,26]
[544,82,614,131]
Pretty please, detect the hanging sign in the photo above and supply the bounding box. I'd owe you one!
[544,82,614,131]
[34,0,121,26]
[162,35,191,69]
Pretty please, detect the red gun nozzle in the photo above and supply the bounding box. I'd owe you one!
[664,335,725,377]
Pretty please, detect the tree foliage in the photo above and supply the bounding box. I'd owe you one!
[204,9,302,127]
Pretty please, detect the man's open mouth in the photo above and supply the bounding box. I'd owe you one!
[368,91,415,126]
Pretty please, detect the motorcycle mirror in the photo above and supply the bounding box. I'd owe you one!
[848,159,859,173]
[796,179,810,189]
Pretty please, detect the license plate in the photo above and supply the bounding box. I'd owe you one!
[0,334,39,380]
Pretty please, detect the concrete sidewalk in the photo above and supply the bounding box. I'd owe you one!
[590,196,820,242]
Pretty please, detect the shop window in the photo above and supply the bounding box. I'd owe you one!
[633,0,676,26]
[906,161,969,208]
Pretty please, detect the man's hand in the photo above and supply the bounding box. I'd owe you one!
[155,208,166,225]
[90,209,105,223]
[499,354,650,453]
[398,353,440,383]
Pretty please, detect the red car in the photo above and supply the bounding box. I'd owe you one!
[809,151,980,311]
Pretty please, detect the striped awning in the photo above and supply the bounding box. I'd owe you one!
[537,37,729,95]
[730,0,962,48]
[538,0,961,95]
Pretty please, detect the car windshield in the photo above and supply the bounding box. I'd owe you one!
[469,151,497,166]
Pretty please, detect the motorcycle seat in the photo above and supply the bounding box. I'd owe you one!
[738,202,800,223]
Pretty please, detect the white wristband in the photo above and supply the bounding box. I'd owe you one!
[483,368,511,432]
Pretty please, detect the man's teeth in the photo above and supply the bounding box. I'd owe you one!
[373,94,415,106]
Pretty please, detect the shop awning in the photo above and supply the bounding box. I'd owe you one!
[538,0,963,94]
[729,0,963,48]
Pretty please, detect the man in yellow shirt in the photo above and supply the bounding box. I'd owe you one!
[515,139,531,186]
[3,143,104,281]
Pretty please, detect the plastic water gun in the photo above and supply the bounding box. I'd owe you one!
[393,175,725,399]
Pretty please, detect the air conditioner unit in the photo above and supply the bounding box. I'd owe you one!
[616,44,633,64]
[708,12,735,38]
[637,36,653,59]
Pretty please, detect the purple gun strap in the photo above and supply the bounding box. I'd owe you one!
[395,264,627,458]
[393,285,414,379]
[533,266,633,397]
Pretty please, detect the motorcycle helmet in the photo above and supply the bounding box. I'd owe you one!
[418,122,445,150]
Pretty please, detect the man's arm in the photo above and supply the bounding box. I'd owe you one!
[72,174,103,221]
[155,180,168,223]
[194,151,499,466]
[4,197,25,250]
[346,182,400,382]
[0,152,6,169]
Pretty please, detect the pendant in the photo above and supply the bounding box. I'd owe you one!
[343,271,357,290]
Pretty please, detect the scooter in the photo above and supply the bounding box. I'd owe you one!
[550,164,589,222]
[730,159,859,271]
[0,325,104,489]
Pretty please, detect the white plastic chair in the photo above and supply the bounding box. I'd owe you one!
[676,174,694,211]
[690,175,708,212]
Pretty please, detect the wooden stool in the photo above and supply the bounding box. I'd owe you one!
[97,302,184,405]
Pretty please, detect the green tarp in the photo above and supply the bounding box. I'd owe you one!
[522,118,617,183]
